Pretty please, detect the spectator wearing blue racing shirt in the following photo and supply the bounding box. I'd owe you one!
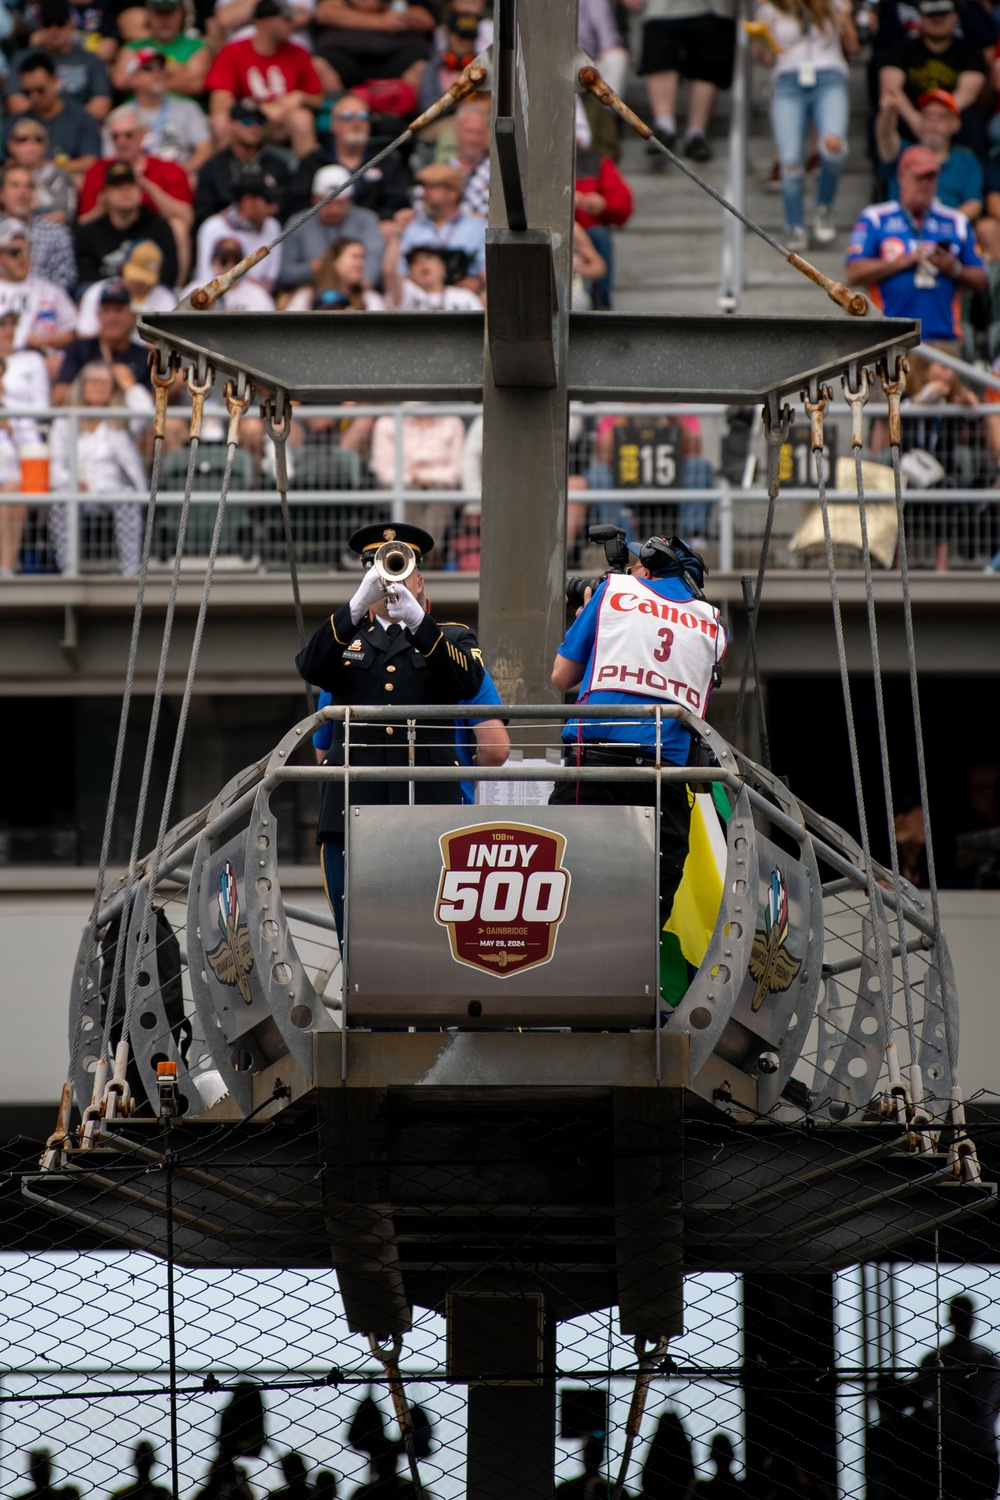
[845,143,986,353]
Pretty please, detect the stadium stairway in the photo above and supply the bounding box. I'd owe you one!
[615,56,880,318]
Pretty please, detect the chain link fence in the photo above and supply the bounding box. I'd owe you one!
[3,1104,1000,1499]
[5,703,999,1500]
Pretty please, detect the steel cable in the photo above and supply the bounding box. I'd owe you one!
[123,381,251,1054]
[809,386,896,1051]
[885,373,958,1086]
[846,373,920,1078]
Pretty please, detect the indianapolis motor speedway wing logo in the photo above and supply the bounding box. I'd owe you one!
[205,859,255,1005]
[434,822,572,977]
[748,868,802,1012]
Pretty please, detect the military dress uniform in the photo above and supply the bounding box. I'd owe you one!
[295,523,484,936]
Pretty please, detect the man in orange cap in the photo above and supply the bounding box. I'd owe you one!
[876,87,983,219]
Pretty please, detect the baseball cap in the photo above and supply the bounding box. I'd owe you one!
[148,0,182,9]
[129,45,166,72]
[100,278,132,306]
[254,0,293,16]
[212,236,243,261]
[898,144,942,176]
[230,97,266,123]
[415,162,463,193]
[312,163,353,198]
[917,0,956,13]
[918,87,960,114]
[447,10,479,39]
[122,239,163,285]
[105,160,137,187]
[405,242,446,263]
[232,164,276,197]
[39,0,72,25]
[0,217,30,247]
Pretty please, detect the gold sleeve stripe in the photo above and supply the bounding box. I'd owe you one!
[445,640,469,670]
[331,614,347,644]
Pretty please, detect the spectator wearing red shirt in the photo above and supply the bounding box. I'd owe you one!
[206,0,323,157]
[77,105,195,282]
[574,150,634,309]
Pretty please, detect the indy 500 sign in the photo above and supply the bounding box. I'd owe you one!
[434,822,572,977]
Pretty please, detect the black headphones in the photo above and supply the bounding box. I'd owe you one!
[637,535,708,598]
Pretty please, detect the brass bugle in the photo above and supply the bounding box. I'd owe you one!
[373,540,417,604]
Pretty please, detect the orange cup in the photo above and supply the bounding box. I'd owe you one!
[20,444,50,494]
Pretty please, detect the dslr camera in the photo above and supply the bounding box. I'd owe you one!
[565,524,631,608]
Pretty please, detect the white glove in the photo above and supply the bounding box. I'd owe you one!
[348,566,384,625]
[386,586,424,632]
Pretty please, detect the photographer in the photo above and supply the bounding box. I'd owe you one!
[550,533,728,919]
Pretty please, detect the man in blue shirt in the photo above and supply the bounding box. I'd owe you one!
[846,144,986,345]
[397,162,486,295]
[549,535,727,918]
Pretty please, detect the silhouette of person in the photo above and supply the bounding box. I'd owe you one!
[345,1392,430,1499]
[218,1382,268,1462]
[313,1474,339,1500]
[108,1441,172,1500]
[14,1450,77,1500]
[192,1456,255,1500]
[688,1435,744,1500]
[865,1379,937,1500]
[918,1295,1000,1500]
[348,1446,420,1499]
[269,1453,312,1500]
[556,1435,627,1498]
[761,1454,836,1500]
[641,1412,694,1500]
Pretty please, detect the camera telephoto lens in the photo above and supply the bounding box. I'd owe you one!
[565,575,603,608]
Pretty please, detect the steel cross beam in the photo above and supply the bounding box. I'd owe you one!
[138,310,919,409]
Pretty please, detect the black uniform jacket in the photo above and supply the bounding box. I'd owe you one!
[296,603,485,837]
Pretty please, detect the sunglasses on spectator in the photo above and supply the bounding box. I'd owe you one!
[111,129,139,139]
[214,251,241,265]
[22,85,51,97]
[335,110,369,121]
[10,132,46,143]
[0,246,29,257]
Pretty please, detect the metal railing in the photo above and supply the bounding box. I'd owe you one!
[3,400,1000,576]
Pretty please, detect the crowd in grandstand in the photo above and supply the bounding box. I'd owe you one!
[2,0,1000,575]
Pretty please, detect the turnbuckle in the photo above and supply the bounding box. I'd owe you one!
[878,354,909,450]
[224,376,252,447]
[763,398,793,500]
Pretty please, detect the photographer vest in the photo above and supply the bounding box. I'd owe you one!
[586,575,723,716]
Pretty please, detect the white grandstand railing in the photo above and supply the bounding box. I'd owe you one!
[0,401,999,576]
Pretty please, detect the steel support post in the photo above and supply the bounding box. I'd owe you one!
[743,1273,839,1493]
[456,1298,556,1499]
[477,0,579,706]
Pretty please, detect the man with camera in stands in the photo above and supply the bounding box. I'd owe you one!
[550,533,727,919]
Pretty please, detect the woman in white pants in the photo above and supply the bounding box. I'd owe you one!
[48,364,152,577]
